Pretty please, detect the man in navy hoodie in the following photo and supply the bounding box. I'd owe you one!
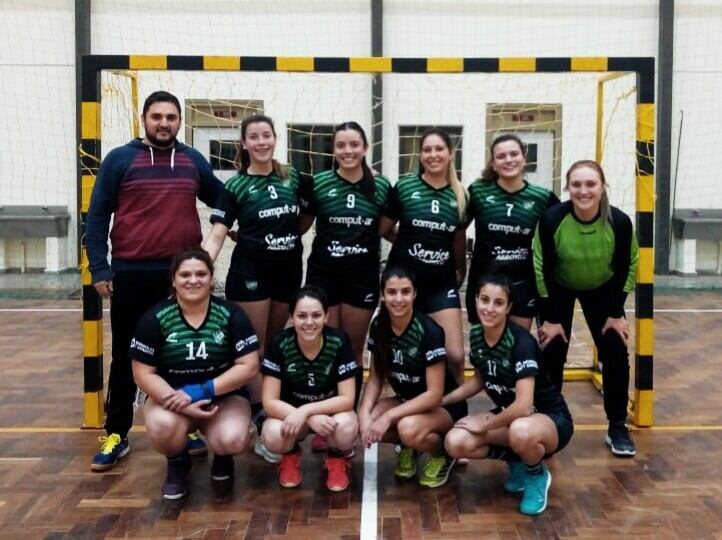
[85,91,223,471]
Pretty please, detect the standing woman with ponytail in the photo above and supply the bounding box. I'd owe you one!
[533,160,638,457]
[203,114,306,463]
[379,128,468,382]
[299,121,391,365]
[358,267,467,488]
[466,134,559,329]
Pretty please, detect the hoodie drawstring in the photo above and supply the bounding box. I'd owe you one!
[148,145,175,171]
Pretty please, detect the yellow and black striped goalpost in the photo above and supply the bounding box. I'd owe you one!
[78,55,655,428]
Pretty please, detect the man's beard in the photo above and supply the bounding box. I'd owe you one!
[145,130,176,149]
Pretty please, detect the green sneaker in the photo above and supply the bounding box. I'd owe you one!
[504,461,526,493]
[519,464,552,515]
[394,445,417,478]
[418,451,456,488]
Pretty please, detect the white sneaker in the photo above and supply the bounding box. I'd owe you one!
[254,438,281,464]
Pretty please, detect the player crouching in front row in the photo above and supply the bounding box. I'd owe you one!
[261,286,360,492]
[131,247,260,500]
[444,274,574,515]
[359,266,467,488]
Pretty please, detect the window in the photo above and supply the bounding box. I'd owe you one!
[209,139,237,170]
[398,126,463,180]
[287,124,335,176]
[524,143,538,173]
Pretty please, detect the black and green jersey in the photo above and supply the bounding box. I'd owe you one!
[211,167,307,256]
[467,180,559,279]
[367,311,457,401]
[300,170,391,264]
[131,296,259,390]
[261,326,359,407]
[533,201,639,320]
[469,321,567,414]
[385,174,464,278]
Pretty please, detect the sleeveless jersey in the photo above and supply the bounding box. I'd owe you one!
[130,296,259,390]
[262,326,360,407]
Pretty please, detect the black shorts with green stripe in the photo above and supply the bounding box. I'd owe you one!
[305,256,380,309]
[225,249,302,304]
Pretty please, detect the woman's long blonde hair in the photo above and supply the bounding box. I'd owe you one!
[418,127,467,220]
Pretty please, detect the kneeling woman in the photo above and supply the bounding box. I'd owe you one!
[359,267,467,488]
[131,247,260,500]
[444,275,573,516]
[261,286,360,492]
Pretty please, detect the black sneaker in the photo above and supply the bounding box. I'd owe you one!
[162,452,192,500]
[605,421,636,457]
[211,454,234,481]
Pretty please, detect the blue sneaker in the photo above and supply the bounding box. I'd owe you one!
[519,464,552,515]
[186,431,208,456]
[504,461,526,493]
[91,433,129,471]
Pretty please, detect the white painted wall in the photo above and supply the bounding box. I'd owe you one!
[2,0,722,273]
[384,0,658,58]
[0,0,76,271]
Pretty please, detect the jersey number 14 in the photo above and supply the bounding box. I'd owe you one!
[185,341,208,360]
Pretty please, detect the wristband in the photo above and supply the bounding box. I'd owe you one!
[181,380,215,403]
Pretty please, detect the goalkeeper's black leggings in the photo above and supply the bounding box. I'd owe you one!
[541,284,630,423]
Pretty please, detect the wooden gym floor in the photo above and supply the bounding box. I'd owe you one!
[0,291,721,539]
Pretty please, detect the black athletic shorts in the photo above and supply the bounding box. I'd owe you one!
[543,408,574,456]
[305,256,379,309]
[412,271,461,313]
[466,264,538,323]
[225,249,302,304]
[443,399,469,423]
[487,405,573,457]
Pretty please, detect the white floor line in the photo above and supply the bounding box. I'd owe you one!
[360,444,378,540]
